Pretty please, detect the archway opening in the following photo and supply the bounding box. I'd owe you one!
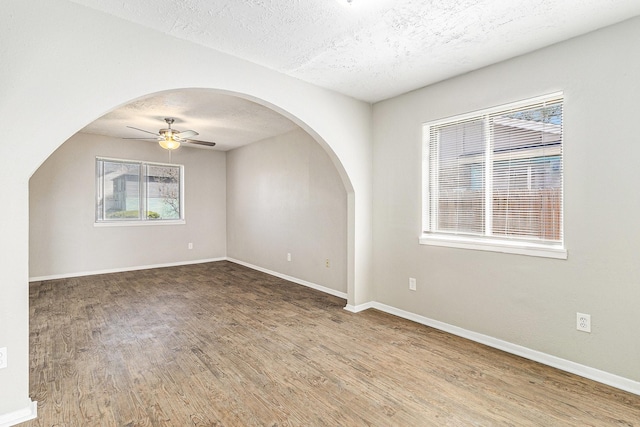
[29,88,353,297]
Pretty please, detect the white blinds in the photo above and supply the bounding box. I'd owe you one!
[429,119,486,235]
[425,93,563,244]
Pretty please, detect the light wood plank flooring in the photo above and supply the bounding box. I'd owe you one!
[26,261,640,426]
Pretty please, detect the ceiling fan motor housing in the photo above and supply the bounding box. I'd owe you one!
[159,128,178,137]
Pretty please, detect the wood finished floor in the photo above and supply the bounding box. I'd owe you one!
[26,261,640,426]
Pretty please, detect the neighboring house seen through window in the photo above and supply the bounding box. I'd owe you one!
[96,157,184,224]
[421,93,565,259]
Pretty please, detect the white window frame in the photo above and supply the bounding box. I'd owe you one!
[420,93,567,259]
[95,157,185,227]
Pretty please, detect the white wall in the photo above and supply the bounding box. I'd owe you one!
[30,133,226,279]
[227,128,347,294]
[372,17,640,383]
[0,0,372,420]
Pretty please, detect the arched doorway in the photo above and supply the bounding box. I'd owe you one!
[29,89,350,297]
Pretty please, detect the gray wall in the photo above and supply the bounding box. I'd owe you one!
[30,133,227,278]
[227,128,348,293]
[372,16,640,381]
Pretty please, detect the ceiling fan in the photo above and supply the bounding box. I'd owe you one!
[126,117,216,150]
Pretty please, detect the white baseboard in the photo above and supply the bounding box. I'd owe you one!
[370,301,640,396]
[343,302,374,313]
[0,400,37,427]
[226,258,348,300]
[29,258,226,282]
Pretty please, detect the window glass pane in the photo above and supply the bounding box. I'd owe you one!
[491,102,562,242]
[96,158,183,223]
[146,164,181,220]
[436,120,485,234]
[99,161,141,220]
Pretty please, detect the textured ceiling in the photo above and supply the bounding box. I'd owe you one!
[81,90,299,151]
[68,0,640,102]
[73,0,640,150]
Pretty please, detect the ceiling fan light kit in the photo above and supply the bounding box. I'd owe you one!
[126,117,216,150]
[158,137,180,150]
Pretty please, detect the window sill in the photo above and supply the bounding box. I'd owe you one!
[419,234,567,259]
[94,220,186,227]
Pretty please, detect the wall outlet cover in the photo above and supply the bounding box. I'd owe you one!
[577,312,591,333]
[0,347,7,369]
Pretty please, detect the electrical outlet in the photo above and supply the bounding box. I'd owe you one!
[0,347,7,369]
[287,253,291,262]
[188,242,193,250]
[577,312,591,333]
[409,277,417,291]
[325,259,330,268]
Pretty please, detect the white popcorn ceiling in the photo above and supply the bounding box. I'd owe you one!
[68,0,640,102]
[72,0,640,148]
[80,90,299,151]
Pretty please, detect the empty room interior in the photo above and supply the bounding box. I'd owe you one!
[2,0,640,425]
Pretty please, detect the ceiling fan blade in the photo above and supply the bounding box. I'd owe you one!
[185,139,216,147]
[175,130,198,139]
[126,126,160,136]
[123,137,158,140]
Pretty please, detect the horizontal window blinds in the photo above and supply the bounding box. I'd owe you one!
[425,94,563,244]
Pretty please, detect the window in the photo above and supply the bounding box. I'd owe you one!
[421,93,566,259]
[96,157,184,224]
